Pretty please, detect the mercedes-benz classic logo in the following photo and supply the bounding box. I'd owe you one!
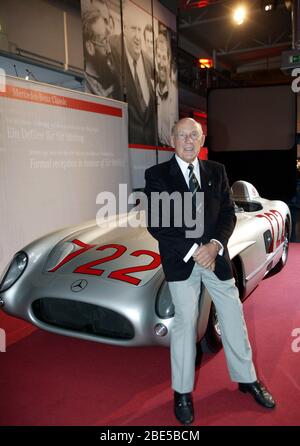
[71,279,88,292]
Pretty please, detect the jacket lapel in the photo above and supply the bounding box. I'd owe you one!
[199,159,212,193]
[169,155,190,194]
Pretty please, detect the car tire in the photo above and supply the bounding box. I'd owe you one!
[271,220,290,274]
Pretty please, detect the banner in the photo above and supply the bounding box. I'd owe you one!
[0,75,130,275]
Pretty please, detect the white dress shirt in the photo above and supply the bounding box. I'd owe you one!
[175,154,201,188]
[174,155,224,262]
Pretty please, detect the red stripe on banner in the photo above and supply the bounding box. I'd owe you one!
[0,84,123,117]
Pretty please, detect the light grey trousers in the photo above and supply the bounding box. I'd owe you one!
[168,262,257,393]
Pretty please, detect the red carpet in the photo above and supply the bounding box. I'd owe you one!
[1,244,300,426]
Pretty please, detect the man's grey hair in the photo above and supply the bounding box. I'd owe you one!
[82,0,108,42]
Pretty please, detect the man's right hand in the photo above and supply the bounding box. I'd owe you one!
[193,243,218,270]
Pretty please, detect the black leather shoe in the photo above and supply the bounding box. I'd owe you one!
[174,391,194,425]
[238,380,276,409]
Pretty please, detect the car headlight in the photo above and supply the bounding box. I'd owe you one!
[155,281,175,319]
[0,252,28,292]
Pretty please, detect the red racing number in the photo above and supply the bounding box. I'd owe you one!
[49,240,161,286]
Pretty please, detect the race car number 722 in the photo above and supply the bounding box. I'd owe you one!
[48,239,161,285]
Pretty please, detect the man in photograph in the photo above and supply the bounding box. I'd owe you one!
[121,0,157,145]
[155,31,178,146]
[144,24,154,59]
[143,24,154,81]
[82,0,122,99]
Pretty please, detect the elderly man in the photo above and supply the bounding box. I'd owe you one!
[155,32,178,147]
[82,0,121,99]
[145,117,276,425]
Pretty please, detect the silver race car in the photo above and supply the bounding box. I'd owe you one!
[0,181,291,352]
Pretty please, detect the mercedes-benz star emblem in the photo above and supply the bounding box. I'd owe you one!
[71,279,88,292]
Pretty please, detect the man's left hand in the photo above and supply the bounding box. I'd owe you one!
[192,242,219,269]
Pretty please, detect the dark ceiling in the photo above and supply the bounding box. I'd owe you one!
[160,0,293,85]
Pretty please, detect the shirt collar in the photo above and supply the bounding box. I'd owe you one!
[175,154,199,175]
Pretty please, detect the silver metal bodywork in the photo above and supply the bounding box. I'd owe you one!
[0,181,291,347]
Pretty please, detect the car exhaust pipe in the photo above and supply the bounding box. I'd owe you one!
[0,297,5,308]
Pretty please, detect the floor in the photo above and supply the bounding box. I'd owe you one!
[1,245,300,426]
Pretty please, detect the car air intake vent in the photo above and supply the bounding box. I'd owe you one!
[263,229,273,254]
[32,298,134,340]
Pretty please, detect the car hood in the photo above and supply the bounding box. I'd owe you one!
[44,213,161,287]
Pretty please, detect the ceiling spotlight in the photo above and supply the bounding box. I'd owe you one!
[233,5,247,25]
[261,0,277,12]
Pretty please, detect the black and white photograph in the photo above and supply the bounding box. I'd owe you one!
[122,0,157,146]
[81,0,123,100]
[154,20,178,147]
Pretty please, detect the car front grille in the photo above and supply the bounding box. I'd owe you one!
[32,298,134,340]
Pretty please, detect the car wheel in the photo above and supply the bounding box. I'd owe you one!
[271,221,290,274]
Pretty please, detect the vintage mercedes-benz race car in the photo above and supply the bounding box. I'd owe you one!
[0,181,291,352]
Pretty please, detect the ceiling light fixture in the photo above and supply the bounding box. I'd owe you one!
[261,0,277,12]
[233,5,247,25]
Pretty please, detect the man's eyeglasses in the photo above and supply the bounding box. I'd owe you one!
[175,131,201,141]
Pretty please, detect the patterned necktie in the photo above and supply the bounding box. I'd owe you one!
[188,164,201,214]
[188,164,200,195]
[133,60,146,115]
